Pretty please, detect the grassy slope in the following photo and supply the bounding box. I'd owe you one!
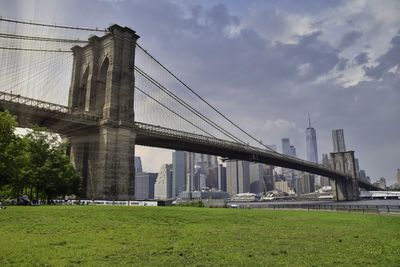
[0,206,399,266]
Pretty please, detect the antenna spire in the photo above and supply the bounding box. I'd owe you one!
[308,112,311,128]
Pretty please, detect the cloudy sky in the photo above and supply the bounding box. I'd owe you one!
[1,0,399,184]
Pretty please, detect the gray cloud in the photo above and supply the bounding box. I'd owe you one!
[364,33,400,79]
[353,52,369,65]
[338,31,362,49]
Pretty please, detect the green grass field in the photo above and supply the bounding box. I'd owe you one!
[0,206,399,266]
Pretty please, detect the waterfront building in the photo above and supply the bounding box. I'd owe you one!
[332,129,346,152]
[275,180,290,194]
[135,156,143,174]
[282,138,290,155]
[135,172,158,199]
[320,153,331,187]
[397,169,400,185]
[154,164,173,199]
[296,173,315,195]
[172,151,186,197]
[249,163,264,194]
[218,164,227,191]
[226,160,249,196]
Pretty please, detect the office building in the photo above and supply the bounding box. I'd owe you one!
[172,151,186,197]
[296,173,315,195]
[154,164,173,199]
[226,160,249,196]
[275,180,290,194]
[135,156,143,174]
[320,153,331,187]
[332,129,346,152]
[249,163,264,194]
[135,172,158,199]
[397,169,400,185]
[217,164,227,191]
[282,138,290,155]
[305,115,318,163]
[263,165,275,191]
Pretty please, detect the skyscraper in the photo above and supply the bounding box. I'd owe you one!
[282,138,290,155]
[135,172,158,199]
[226,160,249,195]
[172,151,186,197]
[134,156,143,174]
[217,164,227,191]
[305,115,318,163]
[154,164,173,199]
[249,163,264,194]
[320,153,331,187]
[332,129,346,152]
[397,169,400,185]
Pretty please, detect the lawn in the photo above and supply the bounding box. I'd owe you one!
[0,206,399,266]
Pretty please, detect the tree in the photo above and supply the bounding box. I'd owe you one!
[0,111,81,202]
[23,128,81,201]
[0,111,26,197]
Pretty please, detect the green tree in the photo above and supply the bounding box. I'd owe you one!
[0,111,81,202]
[0,111,27,198]
[24,128,80,201]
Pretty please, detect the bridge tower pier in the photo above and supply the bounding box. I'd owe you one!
[330,151,360,201]
[67,25,139,200]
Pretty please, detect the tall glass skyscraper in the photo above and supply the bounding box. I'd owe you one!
[281,138,290,155]
[172,150,186,197]
[332,129,346,152]
[305,116,318,163]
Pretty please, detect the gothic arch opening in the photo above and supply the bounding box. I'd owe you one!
[335,160,342,172]
[77,66,89,110]
[94,57,109,115]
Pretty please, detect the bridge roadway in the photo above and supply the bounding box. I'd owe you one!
[0,91,378,191]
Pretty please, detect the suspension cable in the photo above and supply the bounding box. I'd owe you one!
[0,47,71,53]
[135,66,246,145]
[135,86,217,138]
[0,17,107,32]
[136,44,275,152]
[0,33,88,43]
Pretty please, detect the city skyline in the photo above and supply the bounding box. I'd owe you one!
[1,0,399,183]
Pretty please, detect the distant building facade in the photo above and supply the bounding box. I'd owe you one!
[135,156,143,174]
[172,151,186,197]
[226,160,249,195]
[332,129,346,152]
[218,164,227,191]
[296,173,315,195]
[275,180,290,194]
[135,172,158,199]
[154,164,173,199]
[397,169,400,185]
[305,116,318,163]
[320,153,331,187]
[249,163,264,194]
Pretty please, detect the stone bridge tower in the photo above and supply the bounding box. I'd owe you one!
[67,25,139,200]
[330,151,360,201]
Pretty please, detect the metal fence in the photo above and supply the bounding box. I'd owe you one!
[231,203,400,215]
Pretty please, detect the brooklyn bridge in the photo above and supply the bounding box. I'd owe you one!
[0,18,380,201]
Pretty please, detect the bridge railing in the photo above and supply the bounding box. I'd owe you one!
[134,122,348,179]
[0,91,100,124]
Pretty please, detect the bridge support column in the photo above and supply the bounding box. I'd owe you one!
[95,125,136,200]
[332,180,359,201]
[67,24,139,200]
[68,125,135,200]
[330,151,360,201]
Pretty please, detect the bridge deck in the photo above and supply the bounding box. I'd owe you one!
[0,91,379,190]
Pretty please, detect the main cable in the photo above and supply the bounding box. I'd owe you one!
[136,44,276,152]
[0,17,107,32]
